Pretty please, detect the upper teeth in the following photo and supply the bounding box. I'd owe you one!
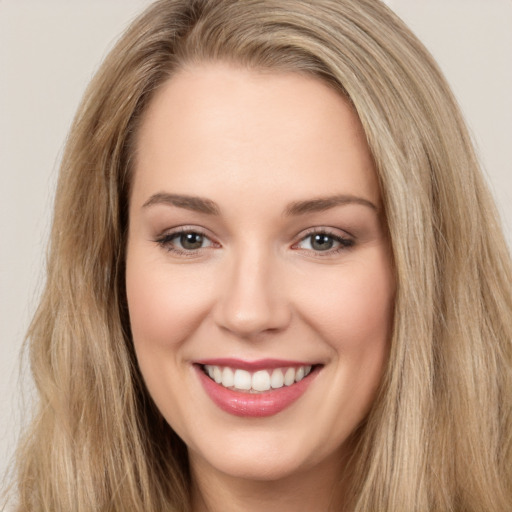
[203,365,313,393]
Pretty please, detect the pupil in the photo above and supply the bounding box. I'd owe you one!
[180,233,203,250]
[312,234,333,251]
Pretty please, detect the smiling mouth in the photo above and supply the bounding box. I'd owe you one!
[195,360,322,417]
[200,364,317,393]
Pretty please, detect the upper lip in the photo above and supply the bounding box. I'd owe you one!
[194,358,319,371]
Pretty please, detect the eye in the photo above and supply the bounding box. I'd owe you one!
[155,229,215,254]
[295,231,353,253]
[175,232,210,250]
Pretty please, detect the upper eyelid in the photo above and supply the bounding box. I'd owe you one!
[154,226,217,248]
[157,225,213,239]
[296,226,355,240]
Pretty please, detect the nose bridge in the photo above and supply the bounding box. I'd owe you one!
[214,240,290,337]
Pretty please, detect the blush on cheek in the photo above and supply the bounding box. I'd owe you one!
[300,264,393,350]
[126,245,223,374]
[128,278,203,350]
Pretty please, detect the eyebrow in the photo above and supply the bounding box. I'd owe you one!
[142,192,377,216]
[142,193,220,215]
[284,195,378,216]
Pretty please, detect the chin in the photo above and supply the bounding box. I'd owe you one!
[186,423,340,483]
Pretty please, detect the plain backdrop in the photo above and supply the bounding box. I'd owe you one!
[1,0,511,486]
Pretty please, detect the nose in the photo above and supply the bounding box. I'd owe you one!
[213,246,292,338]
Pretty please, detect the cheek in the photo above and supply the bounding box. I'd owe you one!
[125,247,215,354]
[295,249,394,360]
[124,247,217,434]
[303,251,394,431]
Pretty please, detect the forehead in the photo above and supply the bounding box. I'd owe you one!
[132,63,380,209]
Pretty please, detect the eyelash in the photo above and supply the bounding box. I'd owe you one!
[154,227,354,257]
[155,227,215,256]
[292,228,354,256]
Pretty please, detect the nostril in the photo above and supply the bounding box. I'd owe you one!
[214,300,292,338]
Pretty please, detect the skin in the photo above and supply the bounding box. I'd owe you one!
[126,63,395,512]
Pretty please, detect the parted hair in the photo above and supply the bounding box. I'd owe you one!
[10,0,512,510]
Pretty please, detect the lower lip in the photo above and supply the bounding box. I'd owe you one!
[195,365,318,417]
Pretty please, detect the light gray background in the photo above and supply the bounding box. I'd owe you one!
[1,0,511,486]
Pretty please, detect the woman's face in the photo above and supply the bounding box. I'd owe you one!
[126,64,394,483]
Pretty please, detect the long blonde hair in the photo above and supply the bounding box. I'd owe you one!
[11,0,512,510]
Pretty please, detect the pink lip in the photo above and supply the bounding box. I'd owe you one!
[194,362,320,418]
[195,357,312,371]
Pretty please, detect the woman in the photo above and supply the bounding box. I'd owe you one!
[11,0,512,510]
